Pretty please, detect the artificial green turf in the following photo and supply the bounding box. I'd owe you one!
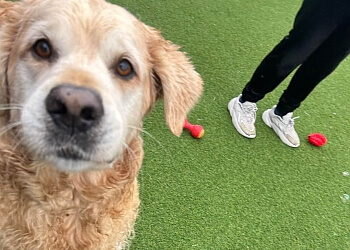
[111,0,350,249]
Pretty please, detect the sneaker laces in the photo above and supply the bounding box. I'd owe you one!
[240,102,258,123]
[286,116,299,130]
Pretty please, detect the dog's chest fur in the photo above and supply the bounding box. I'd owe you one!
[0,136,143,249]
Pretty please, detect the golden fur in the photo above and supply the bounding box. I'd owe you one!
[0,0,203,249]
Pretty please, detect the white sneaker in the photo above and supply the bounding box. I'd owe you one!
[228,94,258,138]
[262,105,300,147]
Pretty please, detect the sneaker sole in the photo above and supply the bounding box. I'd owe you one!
[228,99,256,139]
[262,109,299,148]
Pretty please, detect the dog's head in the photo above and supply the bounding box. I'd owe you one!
[0,0,203,172]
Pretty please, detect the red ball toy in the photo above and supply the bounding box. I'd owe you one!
[308,133,327,147]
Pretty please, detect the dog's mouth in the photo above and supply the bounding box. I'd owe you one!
[56,146,89,161]
[36,143,118,172]
[53,145,115,163]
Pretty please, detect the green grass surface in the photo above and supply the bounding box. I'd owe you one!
[111,0,350,249]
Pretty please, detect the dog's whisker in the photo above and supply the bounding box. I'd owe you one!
[127,125,164,148]
[0,122,22,136]
[11,136,25,152]
[0,106,22,111]
[0,102,23,105]
[0,103,23,110]
[123,142,138,161]
[0,103,23,107]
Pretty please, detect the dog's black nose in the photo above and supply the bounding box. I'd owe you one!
[45,84,104,132]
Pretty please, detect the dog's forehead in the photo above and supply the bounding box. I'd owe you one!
[23,0,142,36]
[19,0,148,64]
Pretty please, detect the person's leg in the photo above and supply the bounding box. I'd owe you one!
[229,0,349,140]
[276,20,350,115]
[262,20,350,147]
[241,0,347,103]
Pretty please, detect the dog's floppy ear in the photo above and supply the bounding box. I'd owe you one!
[0,1,22,121]
[146,26,203,136]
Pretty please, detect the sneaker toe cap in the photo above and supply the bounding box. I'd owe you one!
[240,122,256,136]
[286,133,300,146]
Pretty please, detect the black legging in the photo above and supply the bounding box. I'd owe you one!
[241,0,350,116]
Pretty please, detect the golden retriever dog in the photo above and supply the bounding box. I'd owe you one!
[0,0,203,249]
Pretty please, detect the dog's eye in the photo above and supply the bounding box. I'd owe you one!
[115,59,134,78]
[33,39,52,59]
